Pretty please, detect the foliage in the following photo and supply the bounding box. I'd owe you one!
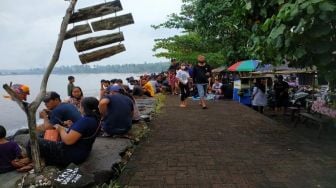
[152,0,251,67]
[96,180,121,188]
[153,0,336,88]
[154,93,166,113]
[248,0,336,87]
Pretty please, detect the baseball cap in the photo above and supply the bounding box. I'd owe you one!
[43,91,60,102]
[107,85,122,92]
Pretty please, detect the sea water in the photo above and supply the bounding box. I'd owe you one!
[0,73,140,135]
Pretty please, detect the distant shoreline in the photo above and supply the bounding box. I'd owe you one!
[0,62,170,76]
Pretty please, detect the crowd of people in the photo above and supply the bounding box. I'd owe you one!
[1,54,292,173]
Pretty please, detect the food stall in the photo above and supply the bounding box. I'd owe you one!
[228,60,261,105]
[233,77,252,105]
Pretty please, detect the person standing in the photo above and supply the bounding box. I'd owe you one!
[67,76,75,97]
[168,59,179,95]
[251,79,267,113]
[176,63,190,107]
[274,75,289,114]
[193,55,212,109]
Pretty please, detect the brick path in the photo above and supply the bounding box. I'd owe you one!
[119,96,336,188]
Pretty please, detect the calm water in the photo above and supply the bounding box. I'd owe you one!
[0,73,140,136]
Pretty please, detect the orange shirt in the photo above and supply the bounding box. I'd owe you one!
[143,82,155,97]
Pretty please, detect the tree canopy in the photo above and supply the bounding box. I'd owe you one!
[153,0,336,84]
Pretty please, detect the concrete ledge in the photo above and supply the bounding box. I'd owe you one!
[80,138,132,184]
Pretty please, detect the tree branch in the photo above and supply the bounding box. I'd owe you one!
[31,0,78,111]
[3,84,28,113]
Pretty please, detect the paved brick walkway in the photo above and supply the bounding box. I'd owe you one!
[119,96,336,188]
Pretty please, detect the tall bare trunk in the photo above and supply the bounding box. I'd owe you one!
[3,0,78,173]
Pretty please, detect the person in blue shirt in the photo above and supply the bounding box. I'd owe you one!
[99,85,134,136]
[37,91,82,132]
[29,97,101,167]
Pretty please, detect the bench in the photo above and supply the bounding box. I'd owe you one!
[294,112,325,138]
[288,106,300,121]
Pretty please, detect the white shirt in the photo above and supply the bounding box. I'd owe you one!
[252,86,267,106]
[176,69,190,85]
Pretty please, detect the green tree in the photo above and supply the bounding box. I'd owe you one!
[249,0,336,89]
[154,0,336,90]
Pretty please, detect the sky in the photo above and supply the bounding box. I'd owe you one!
[0,0,182,70]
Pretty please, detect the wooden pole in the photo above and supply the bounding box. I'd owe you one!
[3,0,78,173]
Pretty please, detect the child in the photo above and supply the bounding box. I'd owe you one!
[67,76,75,97]
[176,63,190,107]
[0,125,31,173]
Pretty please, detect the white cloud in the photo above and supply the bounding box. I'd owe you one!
[0,0,182,69]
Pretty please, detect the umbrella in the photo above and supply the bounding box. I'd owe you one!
[227,60,260,72]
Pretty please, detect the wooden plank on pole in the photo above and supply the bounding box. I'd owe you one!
[65,23,92,40]
[74,32,124,52]
[91,13,134,32]
[69,0,123,24]
[79,44,126,64]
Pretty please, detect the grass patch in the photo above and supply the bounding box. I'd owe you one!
[154,93,166,113]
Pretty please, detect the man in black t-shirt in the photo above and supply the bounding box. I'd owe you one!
[192,55,211,109]
[273,75,289,113]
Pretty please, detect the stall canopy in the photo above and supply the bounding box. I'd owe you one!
[212,66,227,73]
[228,60,260,72]
[253,63,317,74]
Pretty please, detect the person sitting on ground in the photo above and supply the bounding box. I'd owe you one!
[116,79,131,93]
[141,77,155,97]
[37,91,82,132]
[67,76,75,97]
[110,79,118,86]
[99,85,134,136]
[30,97,101,167]
[7,84,30,102]
[149,76,160,94]
[64,86,83,111]
[118,88,141,123]
[132,84,144,97]
[99,79,110,100]
[212,78,223,99]
[0,125,31,173]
